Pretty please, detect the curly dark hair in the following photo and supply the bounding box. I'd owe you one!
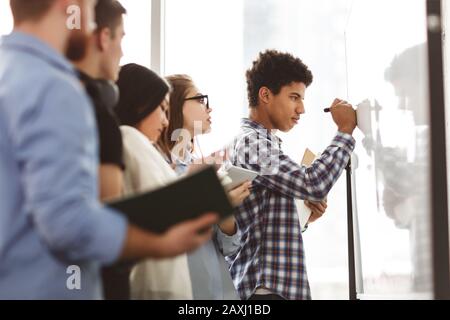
[246,50,313,107]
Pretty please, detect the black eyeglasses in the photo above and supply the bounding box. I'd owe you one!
[184,94,209,110]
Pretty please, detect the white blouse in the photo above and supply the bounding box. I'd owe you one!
[121,125,193,300]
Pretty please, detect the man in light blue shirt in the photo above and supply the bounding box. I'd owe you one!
[0,0,217,299]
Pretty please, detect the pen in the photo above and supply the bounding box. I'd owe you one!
[323,108,331,113]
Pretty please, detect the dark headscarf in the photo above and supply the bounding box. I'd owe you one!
[116,63,170,126]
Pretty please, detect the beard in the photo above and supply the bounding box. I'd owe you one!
[65,30,89,62]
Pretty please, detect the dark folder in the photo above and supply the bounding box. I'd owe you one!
[107,166,233,234]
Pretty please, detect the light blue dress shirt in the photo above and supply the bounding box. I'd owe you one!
[0,32,127,299]
[173,152,241,300]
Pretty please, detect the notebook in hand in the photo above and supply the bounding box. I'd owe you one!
[296,148,318,231]
[107,166,233,234]
[218,164,259,191]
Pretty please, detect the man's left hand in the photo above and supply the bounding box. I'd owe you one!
[305,200,328,223]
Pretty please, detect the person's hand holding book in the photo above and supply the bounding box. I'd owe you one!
[305,200,328,224]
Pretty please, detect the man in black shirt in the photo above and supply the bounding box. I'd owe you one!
[72,0,127,201]
[68,0,129,300]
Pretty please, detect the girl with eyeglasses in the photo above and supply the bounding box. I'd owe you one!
[158,74,250,300]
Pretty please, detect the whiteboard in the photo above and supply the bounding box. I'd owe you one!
[345,0,433,298]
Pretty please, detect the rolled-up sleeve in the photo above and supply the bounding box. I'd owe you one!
[14,79,127,265]
[214,225,242,256]
[234,131,355,202]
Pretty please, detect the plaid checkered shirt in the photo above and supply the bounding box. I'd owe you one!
[223,118,355,300]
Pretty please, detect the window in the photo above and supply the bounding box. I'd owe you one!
[0,1,151,69]
[119,0,152,68]
[346,0,432,298]
[0,1,13,36]
[165,0,246,156]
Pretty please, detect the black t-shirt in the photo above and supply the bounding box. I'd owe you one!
[78,71,124,170]
[78,71,129,299]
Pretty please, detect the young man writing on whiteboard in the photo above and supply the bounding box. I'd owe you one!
[224,50,357,300]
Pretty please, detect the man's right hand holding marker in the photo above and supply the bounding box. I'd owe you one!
[325,98,357,135]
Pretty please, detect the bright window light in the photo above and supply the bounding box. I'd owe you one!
[0,2,13,36]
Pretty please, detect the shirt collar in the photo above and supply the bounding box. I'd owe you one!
[0,31,76,76]
[172,147,193,166]
[240,118,283,145]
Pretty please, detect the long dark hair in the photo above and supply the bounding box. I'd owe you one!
[157,74,195,161]
[115,63,170,127]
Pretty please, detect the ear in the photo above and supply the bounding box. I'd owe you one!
[258,87,271,105]
[97,28,112,52]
